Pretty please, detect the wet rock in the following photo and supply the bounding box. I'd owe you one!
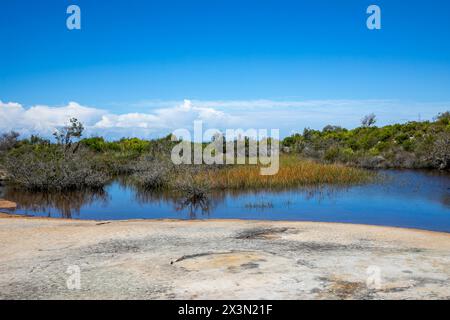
[0,200,16,210]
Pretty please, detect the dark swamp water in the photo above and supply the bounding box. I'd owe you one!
[1,170,450,233]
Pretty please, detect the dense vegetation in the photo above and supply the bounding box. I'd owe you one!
[282,112,450,170]
[0,119,373,193]
[1,112,449,195]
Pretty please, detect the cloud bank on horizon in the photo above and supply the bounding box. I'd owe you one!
[1,99,449,140]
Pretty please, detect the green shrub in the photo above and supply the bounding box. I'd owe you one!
[282,111,450,170]
[4,144,110,191]
[324,146,341,162]
[81,137,108,152]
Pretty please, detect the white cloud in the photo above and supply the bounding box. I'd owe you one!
[0,101,107,136]
[0,99,237,139]
[94,100,236,133]
[95,113,161,129]
[1,98,448,139]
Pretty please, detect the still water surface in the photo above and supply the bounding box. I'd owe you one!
[1,170,450,232]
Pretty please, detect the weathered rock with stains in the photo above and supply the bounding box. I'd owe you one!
[0,215,449,300]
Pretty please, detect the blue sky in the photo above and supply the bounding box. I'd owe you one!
[1,0,450,138]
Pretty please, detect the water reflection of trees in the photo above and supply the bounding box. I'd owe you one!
[3,187,109,219]
[175,195,212,218]
[4,171,449,220]
[104,176,353,217]
[131,185,225,218]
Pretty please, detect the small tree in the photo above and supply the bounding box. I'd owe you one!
[361,113,377,128]
[0,131,19,152]
[435,111,450,125]
[53,118,84,152]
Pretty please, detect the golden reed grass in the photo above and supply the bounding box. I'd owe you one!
[195,155,375,190]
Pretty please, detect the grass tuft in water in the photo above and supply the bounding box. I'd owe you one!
[194,155,375,190]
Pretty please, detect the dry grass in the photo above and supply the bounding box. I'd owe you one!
[195,155,375,190]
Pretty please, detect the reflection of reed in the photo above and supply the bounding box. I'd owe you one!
[245,201,274,210]
[5,171,448,220]
[441,194,450,208]
[225,184,349,204]
[3,187,109,218]
[302,186,344,202]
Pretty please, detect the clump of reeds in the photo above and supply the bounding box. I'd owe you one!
[194,155,375,190]
[245,201,274,209]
